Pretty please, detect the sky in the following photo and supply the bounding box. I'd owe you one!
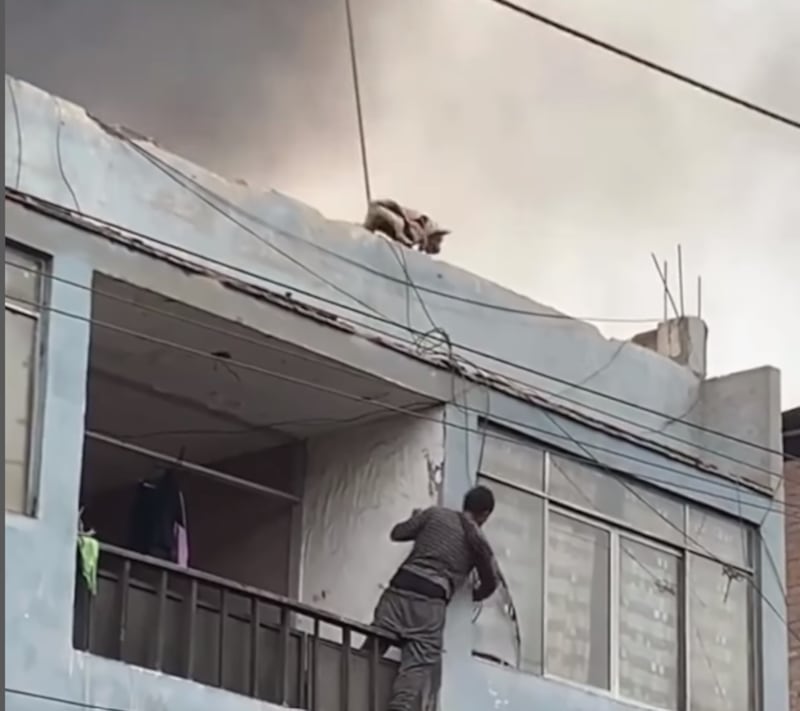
[7,0,800,407]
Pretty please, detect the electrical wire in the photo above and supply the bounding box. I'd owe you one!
[55,98,81,213]
[6,76,23,190]
[479,442,765,697]
[550,339,629,397]
[6,4,797,693]
[540,411,800,644]
[9,188,790,468]
[6,688,127,711]
[12,289,800,528]
[343,0,372,207]
[104,125,387,323]
[6,262,794,511]
[121,149,789,459]
[6,294,798,660]
[484,0,800,131]
[3,220,800,478]
[64,135,661,328]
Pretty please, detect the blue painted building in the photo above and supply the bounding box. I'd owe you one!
[4,77,788,711]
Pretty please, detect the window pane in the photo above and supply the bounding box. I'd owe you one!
[546,512,610,689]
[689,555,752,711]
[619,539,680,710]
[688,508,750,568]
[5,247,41,307]
[549,455,684,544]
[480,426,544,490]
[5,309,36,513]
[474,478,544,673]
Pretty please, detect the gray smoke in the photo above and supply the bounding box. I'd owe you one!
[7,0,800,404]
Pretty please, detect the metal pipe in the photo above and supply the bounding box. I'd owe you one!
[85,430,299,503]
[154,570,168,671]
[186,580,198,679]
[677,244,685,318]
[250,597,261,697]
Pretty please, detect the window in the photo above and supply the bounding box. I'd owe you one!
[546,512,610,689]
[473,425,757,711]
[5,244,46,514]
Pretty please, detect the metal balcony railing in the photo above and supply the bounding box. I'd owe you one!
[73,543,398,711]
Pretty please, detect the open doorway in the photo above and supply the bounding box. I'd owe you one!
[78,272,435,592]
[73,273,439,708]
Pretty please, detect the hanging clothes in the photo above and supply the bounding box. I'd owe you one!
[175,489,189,568]
[129,470,189,565]
[77,533,100,595]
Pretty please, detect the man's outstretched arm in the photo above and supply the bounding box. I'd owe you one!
[471,534,500,602]
[390,507,431,542]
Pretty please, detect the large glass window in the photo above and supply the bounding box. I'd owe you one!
[472,425,757,711]
[5,244,46,514]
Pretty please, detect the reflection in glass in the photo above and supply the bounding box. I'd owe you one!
[688,508,750,568]
[619,538,680,710]
[690,555,751,711]
[5,310,36,512]
[549,454,684,545]
[481,427,545,491]
[474,478,544,672]
[546,512,610,689]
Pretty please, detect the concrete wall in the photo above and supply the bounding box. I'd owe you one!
[4,249,94,709]
[301,411,444,624]
[698,366,784,492]
[3,77,782,496]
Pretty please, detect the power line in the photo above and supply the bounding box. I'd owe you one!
[544,445,760,704]
[10,288,796,520]
[104,128,386,323]
[484,0,800,131]
[65,137,661,328]
[100,132,790,462]
[5,258,782,500]
[541,410,800,644]
[6,259,790,487]
[6,76,23,189]
[7,294,797,642]
[343,0,372,208]
[6,688,127,711]
[7,189,791,464]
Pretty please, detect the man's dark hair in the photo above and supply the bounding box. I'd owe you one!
[463,485,495,516]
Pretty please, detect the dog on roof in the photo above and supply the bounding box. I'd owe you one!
[364,199,449,255]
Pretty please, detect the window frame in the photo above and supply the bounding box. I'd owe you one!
[475,431,758,711]
[4,240,50,517]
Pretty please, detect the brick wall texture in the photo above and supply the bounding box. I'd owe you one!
[786,459,800,710]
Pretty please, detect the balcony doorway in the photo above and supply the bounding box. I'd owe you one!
[73,272,440,710]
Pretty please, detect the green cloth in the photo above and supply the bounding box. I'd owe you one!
[77,534,99,596]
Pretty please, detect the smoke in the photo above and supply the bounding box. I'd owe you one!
[6,0,800,404]
[5,0,364,197]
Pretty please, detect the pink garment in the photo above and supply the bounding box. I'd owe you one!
[175,524,189,568]
[175,491,189,567]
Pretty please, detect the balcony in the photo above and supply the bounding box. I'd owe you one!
[74,544,399,711]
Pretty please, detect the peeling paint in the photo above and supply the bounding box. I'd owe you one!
[423,448,445,499]
[300,411,445,625]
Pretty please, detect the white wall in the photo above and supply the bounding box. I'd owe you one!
[300,410,445,625]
